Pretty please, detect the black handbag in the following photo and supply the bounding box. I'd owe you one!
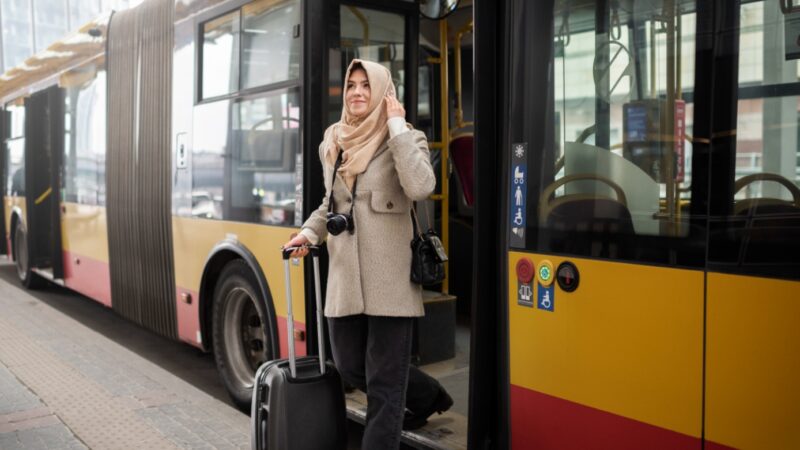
[410,206,448,285]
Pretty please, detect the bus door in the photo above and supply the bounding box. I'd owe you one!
[704,1,800,448]
[23,86,64,279]
[504,0,708,448]
[322,3,477,448]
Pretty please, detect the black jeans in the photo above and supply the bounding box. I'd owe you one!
[328,315,441,450]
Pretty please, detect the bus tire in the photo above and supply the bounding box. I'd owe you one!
[13,224,43,290]
[211,259,273,411]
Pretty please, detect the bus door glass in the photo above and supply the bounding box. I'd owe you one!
[507,0,707,448]
[705,1,800,448]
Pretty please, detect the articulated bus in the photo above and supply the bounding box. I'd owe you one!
[1,0,798,448]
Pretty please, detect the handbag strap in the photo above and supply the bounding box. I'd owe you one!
[410,205,423,238]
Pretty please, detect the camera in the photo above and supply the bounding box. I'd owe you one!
[326,212,354,235]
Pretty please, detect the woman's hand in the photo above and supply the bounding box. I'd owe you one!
[282,233,310,258]
[385,95,405,120]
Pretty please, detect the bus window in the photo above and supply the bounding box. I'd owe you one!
[328,6,406,125]
[4,103,25,197]
[549,0,696,237]
[231,89,300,224]
[515,0,704,265]
[201,11,240,100]
[192,88,300,225]
[63,63,107,206]
[241,0,301,90]
[708,0,800,278]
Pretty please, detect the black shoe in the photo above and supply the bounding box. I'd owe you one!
[403,387,454,431]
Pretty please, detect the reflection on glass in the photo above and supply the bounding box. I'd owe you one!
[202,11,240,99]
[709,0,800,273]
[192,89,300,225]
[6,140,25,196]
[4,103,25,196]
[330,6,405,125]
[735,1,800,201]
[241,0,301,89]
[63,64,107,206]
[549,0,696,238]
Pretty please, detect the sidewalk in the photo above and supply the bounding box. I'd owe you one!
[0,268,250,450]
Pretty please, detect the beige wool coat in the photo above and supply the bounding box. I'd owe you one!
[299,129,436,318]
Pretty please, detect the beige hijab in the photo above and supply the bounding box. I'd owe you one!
[324,59,397,190]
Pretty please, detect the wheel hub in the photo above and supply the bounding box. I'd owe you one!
[222,287,269,389]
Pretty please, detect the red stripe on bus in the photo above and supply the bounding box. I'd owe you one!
[277,317,307,359]
[62,251,112,307]
[705,441,737,450]
[510,384,701,450]
[176,287,203,349]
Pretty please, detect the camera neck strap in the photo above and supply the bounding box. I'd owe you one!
[327,151,358,216]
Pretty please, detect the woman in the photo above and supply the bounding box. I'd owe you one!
[283,59,452,449]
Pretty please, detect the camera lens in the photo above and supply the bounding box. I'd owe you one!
[326,213,349,235]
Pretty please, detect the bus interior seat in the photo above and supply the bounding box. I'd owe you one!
[539,174,635,257]
[732,173,800,264]
[734,173,800,216]
[450,133,474,207]
[563,141,659,235]
[238,128,299,170]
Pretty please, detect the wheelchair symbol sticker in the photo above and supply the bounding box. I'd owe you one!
[513,209,524,226]
[537,283,554,312]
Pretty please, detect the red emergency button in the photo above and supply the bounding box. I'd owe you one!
[516,258,534,284]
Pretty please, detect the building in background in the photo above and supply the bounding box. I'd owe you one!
[0,0,134,73]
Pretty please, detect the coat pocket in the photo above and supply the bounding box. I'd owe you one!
[369,190,410,214]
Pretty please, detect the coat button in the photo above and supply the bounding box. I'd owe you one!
[386,201,394,209]
[346,197,352,203]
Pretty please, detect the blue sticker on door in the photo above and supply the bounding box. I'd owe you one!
[509,143,527,248]
[537,283,554,312]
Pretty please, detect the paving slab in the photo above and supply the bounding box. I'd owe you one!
[0,269,250,449]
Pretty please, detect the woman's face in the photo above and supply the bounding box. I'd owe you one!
[346,68,371,117]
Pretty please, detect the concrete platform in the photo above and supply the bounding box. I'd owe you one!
[0,261,467,450]
[0,263,251,450]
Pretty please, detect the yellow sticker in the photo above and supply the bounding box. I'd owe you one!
[537,260,554,287]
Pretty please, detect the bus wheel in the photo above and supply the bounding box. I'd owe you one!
[14,224,42,289]
[212,259,273,411]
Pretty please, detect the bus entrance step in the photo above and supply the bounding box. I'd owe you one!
[414,290,457,366]
[345,390,467,450]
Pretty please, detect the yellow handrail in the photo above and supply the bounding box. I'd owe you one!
[438,19,450,293]
[453,20,473,130]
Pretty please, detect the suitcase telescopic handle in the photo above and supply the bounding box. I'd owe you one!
[280,245,326,377]
[282,245,320,259]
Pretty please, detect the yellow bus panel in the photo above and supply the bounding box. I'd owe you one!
[706,273,800,450]
[508,252,703,447]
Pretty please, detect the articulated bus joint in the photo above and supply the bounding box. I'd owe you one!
[199,239,279,357]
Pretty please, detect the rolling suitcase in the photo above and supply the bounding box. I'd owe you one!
[251,245,347,450]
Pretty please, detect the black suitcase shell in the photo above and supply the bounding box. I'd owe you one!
[250,246,347,450]
[251,357,346,450]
